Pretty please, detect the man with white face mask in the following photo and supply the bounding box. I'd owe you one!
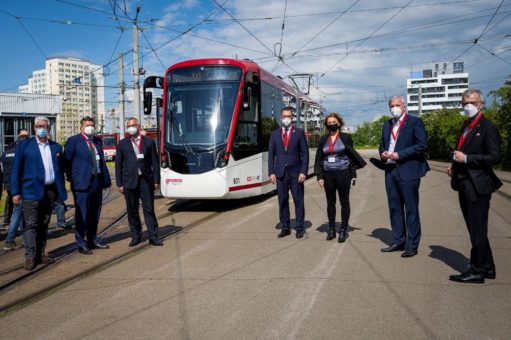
[268,106,309,239]
[379,96,429,258]
[448,89,502,284]
[64,116,111,255]
[115,117,162,247]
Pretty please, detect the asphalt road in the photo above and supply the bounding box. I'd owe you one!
[1,150,510,339]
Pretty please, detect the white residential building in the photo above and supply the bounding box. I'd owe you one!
[406,61,468,116]
[19,57,106,140]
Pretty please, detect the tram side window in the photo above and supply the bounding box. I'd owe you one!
[233,82,261,160]
[260,82,281,151]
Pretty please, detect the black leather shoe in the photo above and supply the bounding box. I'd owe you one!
[149,239,164,246]
[129,238,142,247]
[89,241,110,249]
[381,243,405,252]
[296,230,305,239]
[78,246,92,255]
[485,269,496,279]
[401,249,418,258]
[449,270,485,284]
[278,230,291,238]
[326,228,336,241]
[338,229,348,243]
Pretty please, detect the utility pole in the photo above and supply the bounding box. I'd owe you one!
[118,53,126,139]
[418,85,423,115]
[133,6,141,123]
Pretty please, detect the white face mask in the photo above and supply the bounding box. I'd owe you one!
[281,117,292,127]
[127,126,138,135]
[83,126,95,136]
[390,106,403,119]
[463,104,479,118]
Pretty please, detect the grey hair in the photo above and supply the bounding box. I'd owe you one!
[34,116,50,126]
[126,117,139,124]
[388,95,405,106]
[462,89,484,103]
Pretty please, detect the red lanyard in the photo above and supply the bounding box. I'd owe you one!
[281,126,292,149]
[327,133,339,155]
[131,137,142,153]
[391,114,407,141]
[81,133,96,152]
[457,113,483,150]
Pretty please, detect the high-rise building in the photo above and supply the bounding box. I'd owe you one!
[406,61,468,116]
[19,57,105,140]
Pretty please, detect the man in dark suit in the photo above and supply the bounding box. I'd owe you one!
[64,117,111,255]
[379,96,429,258]
[115,117,162,247]
[11,117,67,270]
[448,89,502,284]
[268,106,309,239]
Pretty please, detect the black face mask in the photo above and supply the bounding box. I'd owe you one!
[327,124,339,132]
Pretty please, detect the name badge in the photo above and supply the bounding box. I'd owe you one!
[328,156,336,163]
[137,154,144,159]
[96,154,101,161]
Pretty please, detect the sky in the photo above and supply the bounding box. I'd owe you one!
[1,0,510,130]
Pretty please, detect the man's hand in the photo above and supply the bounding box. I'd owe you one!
[12,195,22,205]
[453,150,465,163]
[298,173,306,183]
[389,152,400,161]
[381,151,390,160]
[447,167,453,177]
[270,174,276,184]
[318,179,324,188]
[118,187,124,194]
[154,183,160,191]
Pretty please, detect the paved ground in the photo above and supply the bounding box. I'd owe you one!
[0,150,510,339]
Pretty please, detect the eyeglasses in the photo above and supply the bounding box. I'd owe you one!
[462,101,480,105]
[281,115,293,118]
[127,124,138,128]
[35,125,48,129]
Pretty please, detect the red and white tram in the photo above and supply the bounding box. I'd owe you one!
[143,58,325,199]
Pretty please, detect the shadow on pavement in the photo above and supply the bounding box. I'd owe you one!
[274,220,313,231]
[316,223,361,233]
[367,227,393,246]
[428,245,469,273]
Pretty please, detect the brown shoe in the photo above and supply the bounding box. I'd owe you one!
[39,255,55,265]
[24,259,36,271]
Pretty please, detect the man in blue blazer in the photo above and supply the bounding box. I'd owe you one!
[379,96,429,257]
[268,106,309,238]
[11,117,68,270]
[64,116,111,254]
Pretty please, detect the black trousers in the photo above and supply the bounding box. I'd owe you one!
[458,179,495,272]
[22,185,56,260]
[323,169,351,230]
[124,176,159,240]
[4,190,13,224]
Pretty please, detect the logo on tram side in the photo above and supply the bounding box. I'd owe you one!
[166,178,183,185]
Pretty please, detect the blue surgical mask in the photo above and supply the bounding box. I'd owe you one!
[36,128,48,138]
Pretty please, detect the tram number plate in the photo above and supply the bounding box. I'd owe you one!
[233,178,240,185]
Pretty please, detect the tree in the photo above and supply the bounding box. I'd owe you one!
[421,108,465,160]
[489,79,511,170]
[352,115,390,148]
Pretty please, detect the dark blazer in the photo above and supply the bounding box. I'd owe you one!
[379,114,430,181]
[451,115,502,194]
[10,137,67,201]
[268,126,309,178]
[314,133,367,180]
[115,136,160,189]
[64,134,111,191]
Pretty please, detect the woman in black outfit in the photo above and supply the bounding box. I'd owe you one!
[314,113,366,242]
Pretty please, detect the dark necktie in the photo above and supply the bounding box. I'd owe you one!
[87,140,98,175]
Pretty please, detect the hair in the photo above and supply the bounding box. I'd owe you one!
[323,112,345,128]
[80,116,95,125]
[34,116,50,126]
[462,89,485,103]
[18,128,29,134]
[126,117,139,125]
[280,106,295,115]
[388,95,405,106]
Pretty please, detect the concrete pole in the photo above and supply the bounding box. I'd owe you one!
[133,18,141,123]
[119,53,125,139]
[418,85,422,115]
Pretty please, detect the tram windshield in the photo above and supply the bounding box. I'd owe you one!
[165,66,241,151]
[101,136,117,148]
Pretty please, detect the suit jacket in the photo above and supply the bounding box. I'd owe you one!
[314,133,367,180]
[10,137,67,201]
[115,135,160,189]
[64,134,111,191]
[379,114,430,181]
[451,115,502,195]
[268,126,309,178]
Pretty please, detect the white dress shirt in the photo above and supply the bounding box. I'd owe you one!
[387,114,406,164]
[131,136,143,175]
[37,139,55,185]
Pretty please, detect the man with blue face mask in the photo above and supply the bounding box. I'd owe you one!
[448,89,503,284]
[11,117,67,270]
